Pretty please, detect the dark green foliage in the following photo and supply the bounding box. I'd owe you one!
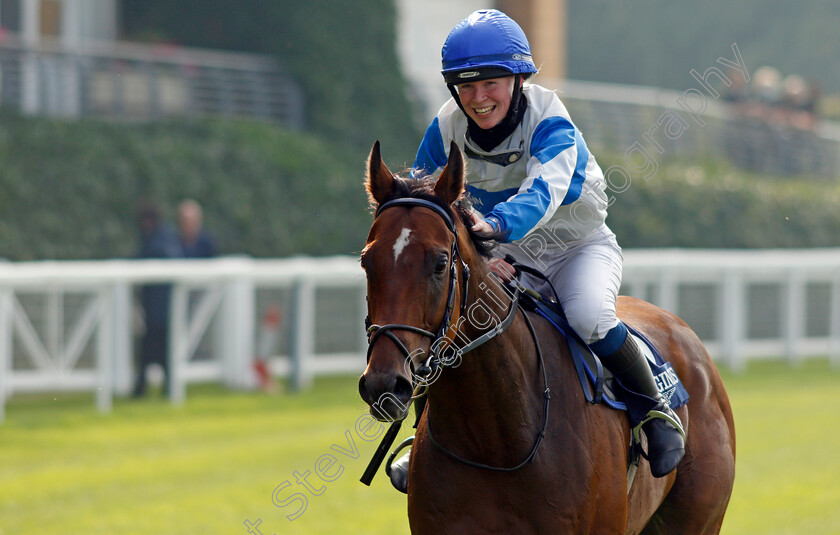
[2,112,840,261]
[119,0,421,165]
[0,113,373,260]
[603,153,840,248]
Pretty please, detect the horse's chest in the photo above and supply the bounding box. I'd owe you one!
[407,465,621,534]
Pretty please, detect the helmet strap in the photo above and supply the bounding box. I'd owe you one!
[447,83,466,114]
[510,74,524,116]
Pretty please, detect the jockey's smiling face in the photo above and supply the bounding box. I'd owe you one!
[457,76,516,130]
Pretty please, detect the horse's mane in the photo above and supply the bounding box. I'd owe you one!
[372,175,494,258]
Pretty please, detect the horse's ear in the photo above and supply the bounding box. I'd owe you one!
[434,141,465,205]
[366,140,395,206]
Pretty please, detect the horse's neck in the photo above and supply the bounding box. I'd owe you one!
[425,268,544,459]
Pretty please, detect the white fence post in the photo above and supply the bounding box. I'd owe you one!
[47,289,62,369]
[722,269,745,372]
[96,287,113,413]
[221,276,255,389]
[289,277,315,391]
[784,270,805,366]
[0,290,12,422]
[831,274,840,370]
[168,284,189,405]
[112,282,133,396]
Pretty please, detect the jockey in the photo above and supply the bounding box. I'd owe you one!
[389,9,685,493]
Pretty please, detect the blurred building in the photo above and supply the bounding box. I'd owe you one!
[0,0,303,126]
[0,0,567,126]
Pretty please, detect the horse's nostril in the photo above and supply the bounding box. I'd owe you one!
[393,375,413,406]
[358,375,373,405]
[359,371,413,420]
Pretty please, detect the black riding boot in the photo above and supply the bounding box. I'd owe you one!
[599,333,686,478]
[387,394,426,493]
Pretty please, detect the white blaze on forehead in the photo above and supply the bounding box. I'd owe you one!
[392,228,412,263]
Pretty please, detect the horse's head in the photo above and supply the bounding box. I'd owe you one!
[358,140,470,422]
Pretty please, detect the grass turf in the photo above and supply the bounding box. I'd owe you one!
[1,358,838,534]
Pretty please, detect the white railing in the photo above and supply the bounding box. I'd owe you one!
[543,78,840,179]
[0,34,304,126]
[0,256,367,421]
[621,248,840,370]
[1,250,839,420]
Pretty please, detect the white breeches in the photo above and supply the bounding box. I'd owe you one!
[495,227,623,345]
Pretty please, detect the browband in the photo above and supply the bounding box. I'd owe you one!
[376,198,457,234]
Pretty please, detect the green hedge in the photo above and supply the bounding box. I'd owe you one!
[0,114,376,261]
[603,154,840,248]
[2,114,839,261]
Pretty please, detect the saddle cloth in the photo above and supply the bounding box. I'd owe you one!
[520,292,690,426]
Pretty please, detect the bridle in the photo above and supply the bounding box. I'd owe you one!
[364,197,473,381]
[362,196,550,473]
[365,197,524,381]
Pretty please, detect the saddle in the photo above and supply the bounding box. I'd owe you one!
[518,290,690,425]
[499,255,684,411]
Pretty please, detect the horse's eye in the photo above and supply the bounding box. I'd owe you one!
[434,257,448,274]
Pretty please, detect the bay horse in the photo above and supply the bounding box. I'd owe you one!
[358,141,736,534]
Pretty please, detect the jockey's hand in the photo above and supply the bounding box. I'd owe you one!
[470,214,506,241]
[486,257,516,282]
[470,219,496,239]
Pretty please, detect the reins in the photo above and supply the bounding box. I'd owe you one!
[360,197,551,484]
[425,303,551,472]
[361,197,475,486]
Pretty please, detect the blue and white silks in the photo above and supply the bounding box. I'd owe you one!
[413,84,610,245]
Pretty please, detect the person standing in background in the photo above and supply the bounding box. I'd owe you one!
[133,201,182,398]
[177,199,217,258]
[176,199,218,362]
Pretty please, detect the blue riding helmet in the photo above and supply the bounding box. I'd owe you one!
[441,9,537,85]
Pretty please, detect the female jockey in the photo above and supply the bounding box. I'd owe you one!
[388,9,685,493]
